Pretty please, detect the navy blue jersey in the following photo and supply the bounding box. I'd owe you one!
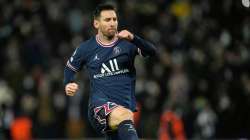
[64,35,156,111]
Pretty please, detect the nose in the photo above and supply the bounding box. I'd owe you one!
[110,19,116,27]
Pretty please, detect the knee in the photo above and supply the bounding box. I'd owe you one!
[108,106,133,130]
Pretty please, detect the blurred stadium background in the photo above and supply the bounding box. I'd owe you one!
[0,0,250,139]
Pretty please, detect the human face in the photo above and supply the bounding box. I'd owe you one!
[94,10,118,39]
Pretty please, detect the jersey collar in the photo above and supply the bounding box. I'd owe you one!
[96,35,118,48]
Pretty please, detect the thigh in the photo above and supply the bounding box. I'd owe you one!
[108,106,134,130]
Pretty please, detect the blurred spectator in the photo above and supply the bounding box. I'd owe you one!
[10,116,32,140]
[158,109,186,140]
[193,97,217,139]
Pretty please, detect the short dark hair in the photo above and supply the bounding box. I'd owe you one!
[93,3,117,20]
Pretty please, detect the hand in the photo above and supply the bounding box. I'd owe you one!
[65,83,79,96]
[117,30,134,41]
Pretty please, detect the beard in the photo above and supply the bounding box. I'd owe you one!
[102,28,117,40]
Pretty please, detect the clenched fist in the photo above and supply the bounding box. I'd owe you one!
[117,30,134,41]
[65,82,79,96]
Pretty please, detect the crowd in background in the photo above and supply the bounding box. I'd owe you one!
[0,0,250,139]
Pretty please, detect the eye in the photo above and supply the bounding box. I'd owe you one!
[104,18,111,22]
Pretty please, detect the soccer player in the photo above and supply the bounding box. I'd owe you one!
[64,3,156,140]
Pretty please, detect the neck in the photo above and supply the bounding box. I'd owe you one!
[97,33,117,44]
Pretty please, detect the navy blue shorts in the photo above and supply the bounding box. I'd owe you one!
[88,102,119,134]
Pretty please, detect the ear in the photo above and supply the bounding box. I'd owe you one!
[93,19,99,29]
